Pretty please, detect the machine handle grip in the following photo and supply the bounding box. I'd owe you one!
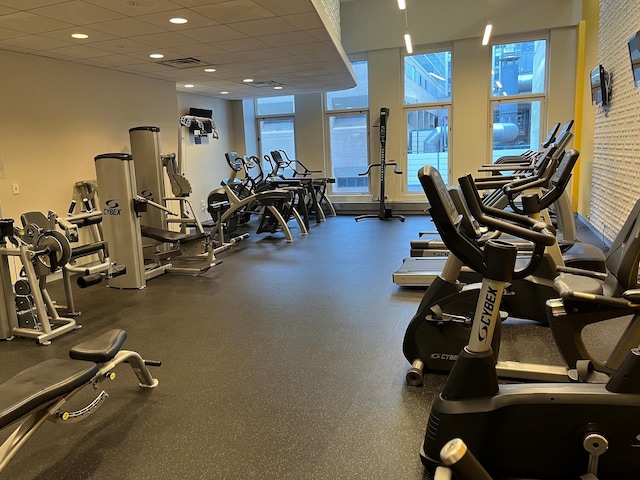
[440,438,493,480]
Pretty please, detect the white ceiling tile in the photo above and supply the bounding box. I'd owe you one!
[45,43,113,58]
[89,53,143,66]
[0,11,73,34]
[253,0,314,16]
[307,27,331,42]
[89,37,154,53]
[282,12,323,30]
[84,0,180,16]
[179,24,247,43]
[89,17,165,37]
[132,31,200,48]
[40,26,117,43]
[136,9,218,29]
[193,0,275,23]
[31,1,124,24]
[0,0,353,99]
[169,0,227,7]
[0,0,67,8]
[238,46,292,60]
[0,27,23,40]
[228,16,300,37]
[213,36,271,53]
[167,43,226,57]
[0,33,73,50]
[257,30,318,48]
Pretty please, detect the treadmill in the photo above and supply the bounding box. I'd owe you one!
[393,130,605,287]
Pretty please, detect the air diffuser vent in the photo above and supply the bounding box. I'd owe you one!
[158,57,207,69]
[247,80,283,88]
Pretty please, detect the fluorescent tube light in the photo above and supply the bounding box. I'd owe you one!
[482,23,493,46]
[398,0,406,10]
[404,33,413,54]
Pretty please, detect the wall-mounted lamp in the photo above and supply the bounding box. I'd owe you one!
[397,0,406,10]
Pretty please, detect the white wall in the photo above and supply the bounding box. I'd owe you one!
[176,92,236,222]
[588,0,640,240]
[0,50,178,224]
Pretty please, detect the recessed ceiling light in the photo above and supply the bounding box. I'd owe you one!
[204,68,216,73]
[243,78,253,83]
[220,91,229,94]
[169,17,188,24]
[184,84,195,88]
[71,33,89,39]
[273,86,283,90]
[149,53,164,59]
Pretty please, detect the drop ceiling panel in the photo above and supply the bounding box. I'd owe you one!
[0,11,73,34]
[84,0,180,17]
[228,16,301,37]
[0,27,24,40]
[0,0,67,8]
[192,0,275,24]
[133,31,201,48]
[213,36,273,53]
[41,26,117,43]
[45,44,114,58]
[90,37,156,54]
[136,9,219,29]
[0,0,356,99]
[0,33,73,51]
[282,12,324,30]
[258,30,318,47]
[30,1,124,25]
[254,0,315,16]
[89,17,166,37]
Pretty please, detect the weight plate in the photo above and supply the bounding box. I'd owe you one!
[34,230,72,270]
[14,279,31,295]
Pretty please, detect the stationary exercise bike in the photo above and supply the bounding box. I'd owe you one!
[404,148,592,383]
[417,165,640,479]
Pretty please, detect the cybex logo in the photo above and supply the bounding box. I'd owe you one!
[141,190,155,201]
[478,286,498,342]
[430,353,458,361]
[103,199,121,216]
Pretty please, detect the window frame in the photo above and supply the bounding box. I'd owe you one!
[323,56,371,196]
[255,97,296,168]
[402,45,453,191]
[487,33,550,165]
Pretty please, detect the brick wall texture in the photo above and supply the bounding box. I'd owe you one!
[592,0,640,239]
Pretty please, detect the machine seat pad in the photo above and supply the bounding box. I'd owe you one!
[141,226,207,244]
[0,359,98,429]
[69,329,127,363]
[554,273,603,296]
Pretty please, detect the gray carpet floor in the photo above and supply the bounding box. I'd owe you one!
[0,213,623,479]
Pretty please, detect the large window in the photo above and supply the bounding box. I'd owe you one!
[490,39,547,162]
[325,60,369,193]
[256,96,295,174]
[404,50,452,190]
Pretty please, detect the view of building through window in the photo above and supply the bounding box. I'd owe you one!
[256,96,296,173]
[325,61,370,193]
[490,39,547,162]
[404,50,452,189]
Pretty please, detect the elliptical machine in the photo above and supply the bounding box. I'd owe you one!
[417,165,640,479]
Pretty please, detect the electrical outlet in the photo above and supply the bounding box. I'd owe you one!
[11,183,19,195]
[200,200,206,212]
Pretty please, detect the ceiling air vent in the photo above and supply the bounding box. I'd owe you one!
[158,57,207,69]
[247,80,283,88]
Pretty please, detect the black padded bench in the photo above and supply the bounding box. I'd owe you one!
[0,329,159,474]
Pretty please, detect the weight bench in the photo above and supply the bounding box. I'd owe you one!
[0,329,160,473]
